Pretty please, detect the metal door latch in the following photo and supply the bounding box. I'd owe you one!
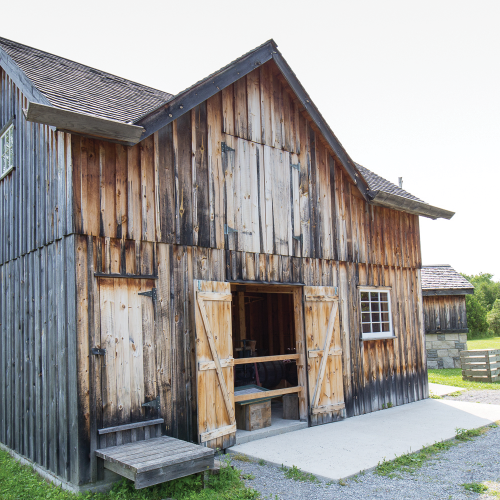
[91,348,106,356]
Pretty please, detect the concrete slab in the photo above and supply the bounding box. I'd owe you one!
[228,399,500,480]
[429,382,465,396]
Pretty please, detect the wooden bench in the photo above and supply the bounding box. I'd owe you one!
[95,420,215,489]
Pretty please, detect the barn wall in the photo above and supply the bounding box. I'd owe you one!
[0,236,79,483]
[0,67,73,265]
[74,236,226,484]
[70,60,422,268]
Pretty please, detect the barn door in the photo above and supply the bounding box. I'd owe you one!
[304,286,345,424]
[99,278,157,429]
[194,280,236,449]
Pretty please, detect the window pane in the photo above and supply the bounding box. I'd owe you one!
[362,324,371,333]
[371,302,379,312]
[371,313,380,322]
[381,302,389,311]
[361,303,369,312]
[382,323,390,332]
[380,292,388,301]
[362,313,370,322]
[370,292,378,301]
[361,292,369,301]
[382,313,389,322]
[372,323,381,333]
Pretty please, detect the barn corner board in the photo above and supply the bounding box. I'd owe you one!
[0,35,454,488]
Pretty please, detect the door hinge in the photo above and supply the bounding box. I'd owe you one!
[292,234,302,243]
[224,224,238,235]
[221,142,235,154]
[291,163,300,171]
[139,288,157,301]
[91,348,106,356]
[142,395,161,413]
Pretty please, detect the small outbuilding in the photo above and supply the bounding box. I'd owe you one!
[421,265,474,369]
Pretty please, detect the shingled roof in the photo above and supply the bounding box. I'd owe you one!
[0,37,173,123]
[355,163,425,203]
[421,265,474,296]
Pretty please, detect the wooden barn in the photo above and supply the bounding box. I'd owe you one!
[421,265,473,369]
[0,37,455,490]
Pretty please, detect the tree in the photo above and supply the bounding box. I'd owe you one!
[487,299,500,336]
[461,272,500,338]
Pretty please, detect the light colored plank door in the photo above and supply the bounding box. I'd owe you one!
[194,280,235,450]
[99,278,156,428]
[304,286,345,425]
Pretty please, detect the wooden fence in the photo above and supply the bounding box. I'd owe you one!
[461,349,500,383]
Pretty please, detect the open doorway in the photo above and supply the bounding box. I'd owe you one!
[230,284,308,444]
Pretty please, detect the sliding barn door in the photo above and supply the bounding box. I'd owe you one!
[304,286,345,425]
[194,280,236,449]
[99,278,157,429]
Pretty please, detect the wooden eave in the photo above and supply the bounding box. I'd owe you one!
[422,288,474,296]
[371,191,455,220]
[24,102,145,145]
[135,40,372,202]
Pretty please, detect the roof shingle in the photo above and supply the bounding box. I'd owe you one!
[0,37,173,123]
[421,265,474,292]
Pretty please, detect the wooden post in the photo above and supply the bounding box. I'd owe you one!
[267,294,274,355]
[238,291,246,343]
[278,294,285,354]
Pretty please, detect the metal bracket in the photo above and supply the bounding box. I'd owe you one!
[292,234,302,243]
[291,163,300,171]
[91,348,106,356]
[142,395,160,413]
[221,142,235,153]
[139,288,157,301]
[224,224,238,235]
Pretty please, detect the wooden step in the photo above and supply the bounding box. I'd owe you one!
[95,436,215,489]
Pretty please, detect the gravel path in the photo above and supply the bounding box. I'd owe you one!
[444,390,500,405]
[230,394,500,500]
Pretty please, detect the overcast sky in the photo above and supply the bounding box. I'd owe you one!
[3,0,499,279]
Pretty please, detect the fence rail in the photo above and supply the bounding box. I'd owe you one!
[461,349,500,383]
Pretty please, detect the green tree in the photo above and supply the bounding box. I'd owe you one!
[461,272,500,338]
[487,299,500,336]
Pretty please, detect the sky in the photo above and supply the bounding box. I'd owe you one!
[2,0,499,279]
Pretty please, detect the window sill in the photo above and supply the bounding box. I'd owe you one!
[361,335,396,341]
[0,165,15,181]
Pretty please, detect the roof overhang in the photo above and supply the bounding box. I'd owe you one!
[422,288,474,296]
[24,102,145,145]
[370,191,455,220]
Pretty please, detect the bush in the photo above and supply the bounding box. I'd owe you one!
[487,299,500,336]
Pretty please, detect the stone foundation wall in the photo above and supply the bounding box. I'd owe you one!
[426,333,468,369]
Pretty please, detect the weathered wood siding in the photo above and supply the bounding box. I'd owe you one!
[74,236,226,483]
[423,295,468,334]
[0,236,79,483]
[0,67,73,265]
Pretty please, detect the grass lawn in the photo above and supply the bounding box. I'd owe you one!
[0,448,258,500]
[468,336,500,351]
[428,369,500,390]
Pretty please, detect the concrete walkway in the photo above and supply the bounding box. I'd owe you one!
[228,399,500,480]
[428,382,465,396]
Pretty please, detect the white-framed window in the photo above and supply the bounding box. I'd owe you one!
[1,122,15,180]
[359,287,394,340]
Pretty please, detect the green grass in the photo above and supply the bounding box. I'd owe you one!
[375,441,454,478]
[0,449,259,500]
[468,336,500,350]
[428,368,500,390]
[462,482,488,493]
[280,465,319,483]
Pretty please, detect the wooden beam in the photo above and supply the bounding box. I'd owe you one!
[25,102,145,144]
[199,424,237,443]
[238,292,246,342]
[310,402,345,415]
[233,354,299,365]
[98,419,164,435]
[198,358,234,371]
[234,386,301,403]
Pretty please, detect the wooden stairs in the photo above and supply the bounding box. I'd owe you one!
[95,420,215,489]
